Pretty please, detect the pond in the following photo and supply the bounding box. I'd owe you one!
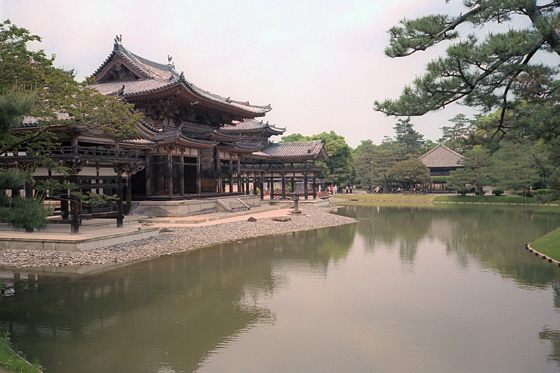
[1,205,560,372]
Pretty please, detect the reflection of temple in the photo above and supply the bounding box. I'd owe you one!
[0,226,354,372]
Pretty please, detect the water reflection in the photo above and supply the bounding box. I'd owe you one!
[0,225,355,373]
[541,327,560,365]
[342,205,560,285]
[1,206,560,372]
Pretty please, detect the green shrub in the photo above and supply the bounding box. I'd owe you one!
[534,189,560,203]
[4,197,51,232]
[457,188,469,196]
[492,189,504,196]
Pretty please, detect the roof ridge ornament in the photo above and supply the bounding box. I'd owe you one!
[113,35,123,50]
[167,55,175,69]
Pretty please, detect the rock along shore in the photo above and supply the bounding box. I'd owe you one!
[0,206,356,270]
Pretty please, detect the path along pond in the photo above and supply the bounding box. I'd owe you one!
[2,205,560,373]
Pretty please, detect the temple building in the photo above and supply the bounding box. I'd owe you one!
[5,37,328,232]
[418,143,465,191]
[418,143,464,176]
[87,37,326,201]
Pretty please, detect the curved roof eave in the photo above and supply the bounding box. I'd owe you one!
[91,41,272,117]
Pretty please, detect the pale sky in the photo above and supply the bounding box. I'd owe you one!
[2,0,472,148]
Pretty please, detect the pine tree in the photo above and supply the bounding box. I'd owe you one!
[374,1,560,137]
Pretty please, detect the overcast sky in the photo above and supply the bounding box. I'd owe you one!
[2,0,473,148]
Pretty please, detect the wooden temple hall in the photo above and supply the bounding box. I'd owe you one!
[89,38,327,200]
[11,37,327,230]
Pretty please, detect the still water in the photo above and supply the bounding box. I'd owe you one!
[2,205,560,372]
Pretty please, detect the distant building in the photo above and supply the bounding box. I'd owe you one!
[418,144,464,191]
[418,143,464,176]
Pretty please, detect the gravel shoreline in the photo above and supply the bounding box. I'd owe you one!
[0,206,356,270]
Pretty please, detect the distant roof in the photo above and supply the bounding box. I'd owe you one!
[220,119,286,135]
[259,141,328,161]
[418,144,464,168]
[89,38,271,116]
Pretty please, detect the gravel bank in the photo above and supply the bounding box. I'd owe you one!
[0,206,356,270]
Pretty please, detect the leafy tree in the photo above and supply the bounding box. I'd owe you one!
[420,139,438,155]
[447,145,493,194]
[353,140,377,190]
[309,131,355,187]
[0,20,142,153]
[393,117,424,156]
[280,133,306,143]
[374,1,560,137]
[388,158,431,192]
[491,139,541,194]
[439,114,475,152]
[354,140,400,192]
[0,90,50,231]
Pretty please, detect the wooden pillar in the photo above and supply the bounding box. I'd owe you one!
[196,156,202,195]
[167,153,173,197]
[126,173,132,214]
[180,151,185,196]
[245,174,250,195]
[70,173,80,234]
[156,157,165,196]
[229,160,234,193]
[291,163,295,193]
[237,159,241,193]
[116,171,124,227]
[215,147,221,193]
[145,155,151,197]
[304,173,309,200]
[260,173,265,200]
[60,189,69,220]
[281,172,286,199]
[270,171,274,200]
[312,174,317,200]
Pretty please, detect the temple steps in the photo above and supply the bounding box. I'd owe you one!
[216,197,251,212]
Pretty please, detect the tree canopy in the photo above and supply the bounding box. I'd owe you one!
[393,117,425,156]
[388,158,431,192]
[374,1,560,137]
[0,20,142,152]
[447,145,493,194]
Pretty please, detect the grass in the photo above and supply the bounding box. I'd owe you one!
[433,195,550,204]
[333,193,560,205]
[531,227,560,261]
[334,194,435,207]
[0,333,42,373]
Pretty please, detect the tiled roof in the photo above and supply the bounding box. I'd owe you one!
[88,80,175,97]
[221,142,263,152]
[152,130,216,146]
[260,141,327,160]
[418,144,464,168]
[90,41,271,115]
[221,119,285,134]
